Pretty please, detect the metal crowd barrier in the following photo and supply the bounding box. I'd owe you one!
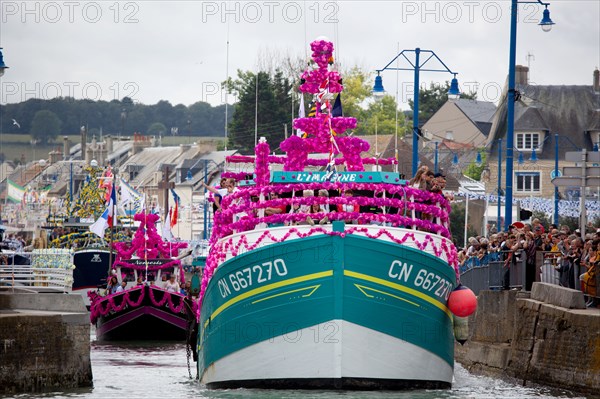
[460,250,526,295]
[461,249,599,302]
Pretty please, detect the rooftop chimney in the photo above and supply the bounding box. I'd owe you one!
[80,126,87,161]
[515,65,529,85]
[594,68,600,92]
[63,136,69,160]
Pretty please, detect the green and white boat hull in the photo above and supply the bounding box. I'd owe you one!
[198,224,457,389]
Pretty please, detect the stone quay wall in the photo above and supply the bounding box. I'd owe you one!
[456,283,600,394]
[0,293,93,395]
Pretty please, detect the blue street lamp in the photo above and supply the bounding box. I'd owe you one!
[373,48,460,177]
[187,158,221,240]
[504,0,554,228]
[0,48,8,76]
[497,139,503,232]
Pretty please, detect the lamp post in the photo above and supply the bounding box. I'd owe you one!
[186,158,220,240]
[434,141,439,174]
[0,48,8,221]
[119,109,127,143]
[554,133,559,225]
[504,0,554,228]
[551,134,580,226]
[497,138,503,232]
[373,48,460,177]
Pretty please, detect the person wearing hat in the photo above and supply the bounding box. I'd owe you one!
[532,218,545,234]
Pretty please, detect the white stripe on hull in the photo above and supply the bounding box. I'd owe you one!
[201,320,453,385]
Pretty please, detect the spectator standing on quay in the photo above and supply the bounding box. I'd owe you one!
[501,234,516,290]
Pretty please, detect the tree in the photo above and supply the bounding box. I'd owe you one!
[464,151,487,181]
[358,95,407,137]
[408,81,477,125]
[225,70,291,153]
[30,110,62,144]
[1,97,227,138]
[339,67,372,122]
[147,122,167,137]
[450,202,478,248]
[337,67,407,137]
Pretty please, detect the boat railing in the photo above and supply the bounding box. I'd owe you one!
[213,183,451,241]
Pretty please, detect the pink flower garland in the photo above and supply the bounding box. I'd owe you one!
[110,213,188,283]
[89,286,146,323]
[254,140,271,185]
[89,286,193,324]
[222,171,253,180]
[199,226,459,303]
[147,286,187,313]
[280,135,310,171]
[278,38,369,171]
[113,213,188,261]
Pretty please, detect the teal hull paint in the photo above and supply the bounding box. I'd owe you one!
[199,236,337,374]
[342,235,456,366]
[199,232,456,378]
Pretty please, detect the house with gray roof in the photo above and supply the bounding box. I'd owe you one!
[423,98,497,147]
[485,66,600,199]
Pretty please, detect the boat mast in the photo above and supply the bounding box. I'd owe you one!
[108,171,117,274]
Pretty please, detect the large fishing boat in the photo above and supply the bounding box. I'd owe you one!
[196,40,468,389]
[89,213,194,341]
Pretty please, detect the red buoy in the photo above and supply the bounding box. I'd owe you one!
[448,285,477,317]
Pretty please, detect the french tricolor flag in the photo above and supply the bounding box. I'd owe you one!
[90,185,117,239]
[107,185,117,227]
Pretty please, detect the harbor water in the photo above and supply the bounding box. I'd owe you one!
[5,330,588,399]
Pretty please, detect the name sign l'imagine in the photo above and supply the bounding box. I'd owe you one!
[271,171,406,185]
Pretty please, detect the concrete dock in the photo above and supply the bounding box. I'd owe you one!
[456,283,600,395]
[0,292,93,394]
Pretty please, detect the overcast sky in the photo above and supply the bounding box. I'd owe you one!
[1,0,599,110]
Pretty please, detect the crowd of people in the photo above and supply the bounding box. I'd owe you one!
[104,271,192,297]
[203,171,451,229]
[460,220,599,308]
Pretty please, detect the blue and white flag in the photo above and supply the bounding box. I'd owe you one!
[89,208,109,239]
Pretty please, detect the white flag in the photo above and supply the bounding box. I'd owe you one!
[137,193,146,212]
[162,210,173,241]
[119,183,134,207]
[296,93,305,136]
[89,208,110,239]
[7,179,25,203]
